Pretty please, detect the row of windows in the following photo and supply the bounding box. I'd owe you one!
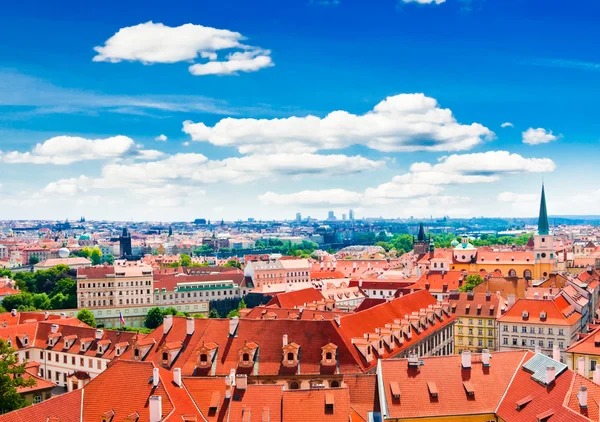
[39,350,105,370]
[458,328,494,337]
[157,289,240,301]
[457,338,493,348]
[502,325,564,336]
[457,318,494,326]
[502,337,564,349]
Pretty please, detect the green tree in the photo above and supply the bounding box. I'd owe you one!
[28,256,40,266]
[224,260,242,270]
[79,246,92,258]
[32,293,51,310]
[104,254,115,264]
[144,307,164,329]
[90,247,102,265]
[390,234,414,254]
[2,293,34,311]
[180,254,192,267]
[192,313,206,318]
[209,308,220,318]
[459,274,485,292]
[0,339,36,413]
[51,278,76,298]
[76,308,96,327]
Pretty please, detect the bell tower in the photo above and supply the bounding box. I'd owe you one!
[413,223,430,256]
[533,184,554,279]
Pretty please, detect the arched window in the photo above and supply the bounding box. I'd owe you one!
[287,352,294,361]
[508,269,517,277]
[289,381,300,390]
[200,354,208,362]
[326,352,333,360]
[243,353,250,362]
[524,270,532,279]
[330,380,340,388]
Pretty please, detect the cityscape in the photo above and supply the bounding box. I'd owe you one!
[1,0,600,421]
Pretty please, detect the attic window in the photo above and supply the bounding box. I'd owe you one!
[162,352,168,361]
[325,393,334,413]
[463,381,475,396]
[516,395,534,410]
[209,392,220,410]
[326,352,333,360]
[242,353,250,362]
[134,349,140,358]
[536,409,554,421]
[200,353,208,362]
[390,381,401,400]
[287,352,294,361]
[427,382,438,398]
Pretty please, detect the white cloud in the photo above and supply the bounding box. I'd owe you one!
[0,135,142,165]
[93,22,273,76]
[155,134,168,142]
[402,0,445,4]
[182,142,191,147]
[257,150,556,207]
[189,49,274,76]
[522,127,560,145]
[183,93,494,154]
[136,149,165,160]
[501,122,514,128]
[497,192,538,203]
[259,189,363,206]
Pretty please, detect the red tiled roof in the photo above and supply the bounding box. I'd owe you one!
[567,325,600,355]
[409,271,465,293]
[448,291,503,318]
[380,351,528,419]
[77,266,115,279]
[310,270,347,280]
[282,388,351,422]
[266,288,326,309]
[0,389,82,422]
[498,297,581,326]
[343,374,379,421]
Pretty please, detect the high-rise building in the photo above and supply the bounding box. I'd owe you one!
[327,211,335,220]
[295,213,302,223]
[349,209,355,221]
[342,213,347,221]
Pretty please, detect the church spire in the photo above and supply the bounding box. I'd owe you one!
[417,223,425,241]
[537,184,550,235]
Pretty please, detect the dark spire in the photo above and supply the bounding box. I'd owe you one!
[537,184,550,235]
[417,223,426,241]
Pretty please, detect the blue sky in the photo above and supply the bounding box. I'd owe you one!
[0,0,599,221]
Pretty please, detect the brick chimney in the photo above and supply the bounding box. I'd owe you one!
[578,386,588,408]
[186,317,194,336]
[461,350,472,369]
[163,314,173,333]
[149,396,162,422]
[173,368,182,387]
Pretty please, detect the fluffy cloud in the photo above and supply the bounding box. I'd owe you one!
[155,134,167,142]
[0,135,153,165]
[183,93,494,154]
[501,122,514,128]
[93,22,273,76]
[258,150,556,207]
[402,0,446,4]
[522,128,560,145]
[497,192,538,203]
[41,152,383,197]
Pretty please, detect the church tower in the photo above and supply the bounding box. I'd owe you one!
[413,223,430,256]
[533,184,554,279]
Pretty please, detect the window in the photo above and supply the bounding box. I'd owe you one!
[80,358,84,366]
[521,327,527,333]
[458,327,463,334]
[530,327,535,334]
[521,339,526,346]
[559,329,564,336]
[488,320,493,326]
[468,319,473,325]
[200,354,208,362]
[512,339,517,346]
[559,341,564,349]
[33,395,42,404]
[72,356,75,365]
[88,359,93,368]
[504,338,508,345]
[330,380,340,388]
[326,352,333,360]
[503,325,508,332]
[538,327,543,334]
[512,326,517,333]
[478,329,483,336]
[478,320,483,326]
[548,328,553,335]
[592,360,597,371]
[488,329,493,336]
[162,352,168,361]
[488,340,493,347]
[530,340,535,346]
[55,371,60,381]
[538,340,544,347]
[47,370,52,379]
[243,353,250,362]
[289,381,300,390]
[478,339,483,347]
[287,352,294,361]
[548,340,553,349]
[468,328,473,335]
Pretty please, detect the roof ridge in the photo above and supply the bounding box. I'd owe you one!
[495,350,530,416]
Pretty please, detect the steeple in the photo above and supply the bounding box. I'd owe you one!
[417,223,426,241]
[537,184,550,235]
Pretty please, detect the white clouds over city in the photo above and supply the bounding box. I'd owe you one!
[183,93,494,154]
[93,22,274,76]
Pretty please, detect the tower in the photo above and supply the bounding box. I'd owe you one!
[533,184,554,279]
[413,223,430,256]
[120,227,132,258]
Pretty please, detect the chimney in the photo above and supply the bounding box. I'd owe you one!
[578,357,586,376]
[534,292,539,300]
[173,368,182,387]
[578,386,588,408]
[11,309,16,316]
[95,329,103,340]
[229,316,239,336]
[44,311,49,319]
[359,280,363,288]
[535,345,541,354]
[594,367,600,385]
[186,317,194,336]
[51,324,59,334]
[547,366,556,384]
[507,294,516,308]
[163,314,173,333]
[552,344,560,361]
[334,315,341,327]
[283,334,288,347]
[149,396,162,422]
[153,367,160,387]
[60,312,66,319]
[461,350,472,369]
[482,349,490,366]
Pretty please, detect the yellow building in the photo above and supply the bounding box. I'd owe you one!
[449,291,503,354]
[417,185,556,281]
[566,325,600,378]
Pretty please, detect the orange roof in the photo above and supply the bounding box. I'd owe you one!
[380,351,528,419]
[342,374,379,421]
[448,291,503,319]
[567,325,600,355]
[282,388,351,422]
[310,270,347,280]
[498,297,581,326]
[0,389,82,422]
[266,288,326,309]
[409,271,465,293]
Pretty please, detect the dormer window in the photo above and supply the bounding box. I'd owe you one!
[243,353,250,362]
[238,342,259,368]
[287,352,294,361]
[326,352,332,360]
[200,354,208,362]
[321,343,338,366]
[162,352,168,361]
[134,349,140,358]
